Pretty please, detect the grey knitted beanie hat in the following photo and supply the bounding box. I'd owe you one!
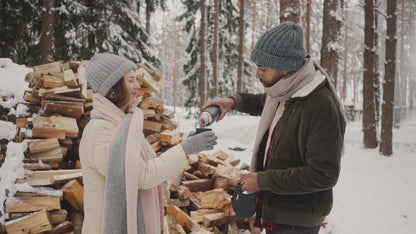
[251,21,306,71]
[85,53,137,96]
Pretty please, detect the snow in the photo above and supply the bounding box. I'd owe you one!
[1,59,416,233]
[0,58,31,101]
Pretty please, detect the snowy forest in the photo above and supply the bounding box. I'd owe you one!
[1,0,416,157]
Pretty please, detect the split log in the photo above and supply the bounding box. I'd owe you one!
[143,109,156,119]
[49,209,68,224]
[43,94,85,103]
[5,196,61,213]
[137,63,162,81]
[165,204,200,232]
[136,66,163,93]
[33,61,62,78]
[25,147,64,163]
[187,154,199,165]
[151,141,162,152]
[61,180,84,211]
[177,185,192,200]
[33,169,82,179]
[198,163,216,177]
[23,163,52,170]
[160,130,182,146]
[163,109,175,119]
[64,69,78,87]
[167,172,184,192]
[202,212,226,228]
[24,91,41,104]
[164,215,186,234]
[143,120,162,133]
[190,209,222,224]
[38,86,80,98]
[14,187,62,198]
[32,115,79,139]
[214,177,228,190]
[169,199,190,208]
[40,74,65,88]
[5,209,52,234]
[211,149,229,161]
[28,138,60,153]
[229,159,241,167]
[41,100,84,119]
[205,154,233,168]
[50,221,73,234]
[51,171,83,187]
[181,179,214,192]
[200,188,231,209]
[160,116,178,131]
[146,133,160,144]
[184,172,200,180]
[212,168,241,190]
[16,177,52,187]
[139,97,164,110]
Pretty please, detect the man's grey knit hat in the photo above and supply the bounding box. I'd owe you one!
[251,21,306,71]
[85,53,137,96]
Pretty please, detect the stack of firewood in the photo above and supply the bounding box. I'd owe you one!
[164,150,260,233]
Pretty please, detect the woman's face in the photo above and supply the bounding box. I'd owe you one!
[123,70,140,106]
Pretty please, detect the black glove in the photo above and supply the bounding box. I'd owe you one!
[180,130,217,156]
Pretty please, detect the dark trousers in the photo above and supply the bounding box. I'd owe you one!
[265,225,320,234]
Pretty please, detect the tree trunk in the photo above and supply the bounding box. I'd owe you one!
[146,0,151,34]
[320,0,343,88]
[305,0,312,54]
[363,0,378,148]
[212,0,219,98]
[374,0,381,124]
[380,0,398,156]
[173,21,178,113]
[280,0,300,23]
[39,0,55,65]
[237,0,245,93]
[409,7,415,109]
[267,0,271,28]
[252,0,257,50]
[341,1,348,101]
[399,0,406,113]
[200,0,207,108]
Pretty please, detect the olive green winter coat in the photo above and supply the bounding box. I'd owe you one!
[232,81,346,227]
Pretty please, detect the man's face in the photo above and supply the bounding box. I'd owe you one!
[256,65,291,87]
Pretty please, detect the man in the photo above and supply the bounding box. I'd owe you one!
[203,21,346,233]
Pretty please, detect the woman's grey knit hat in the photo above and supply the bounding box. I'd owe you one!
[85,53,137,96]
[251,21,306,71]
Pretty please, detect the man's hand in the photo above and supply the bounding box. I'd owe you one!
[239,172,260,193]
[202,97,235,121]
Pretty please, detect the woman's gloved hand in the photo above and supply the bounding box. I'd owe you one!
[180,130,218,156]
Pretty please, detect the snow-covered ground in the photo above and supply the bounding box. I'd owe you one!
[1,58,416,233]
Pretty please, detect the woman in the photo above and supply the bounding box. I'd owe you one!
[80,53,217,234]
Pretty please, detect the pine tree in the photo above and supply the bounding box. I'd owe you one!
[380,0,398,156]
[363,0,378,148]
[179,0,243,109]
[320,0,343,88]
[39,0,55,64]
[0,0,42,66]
